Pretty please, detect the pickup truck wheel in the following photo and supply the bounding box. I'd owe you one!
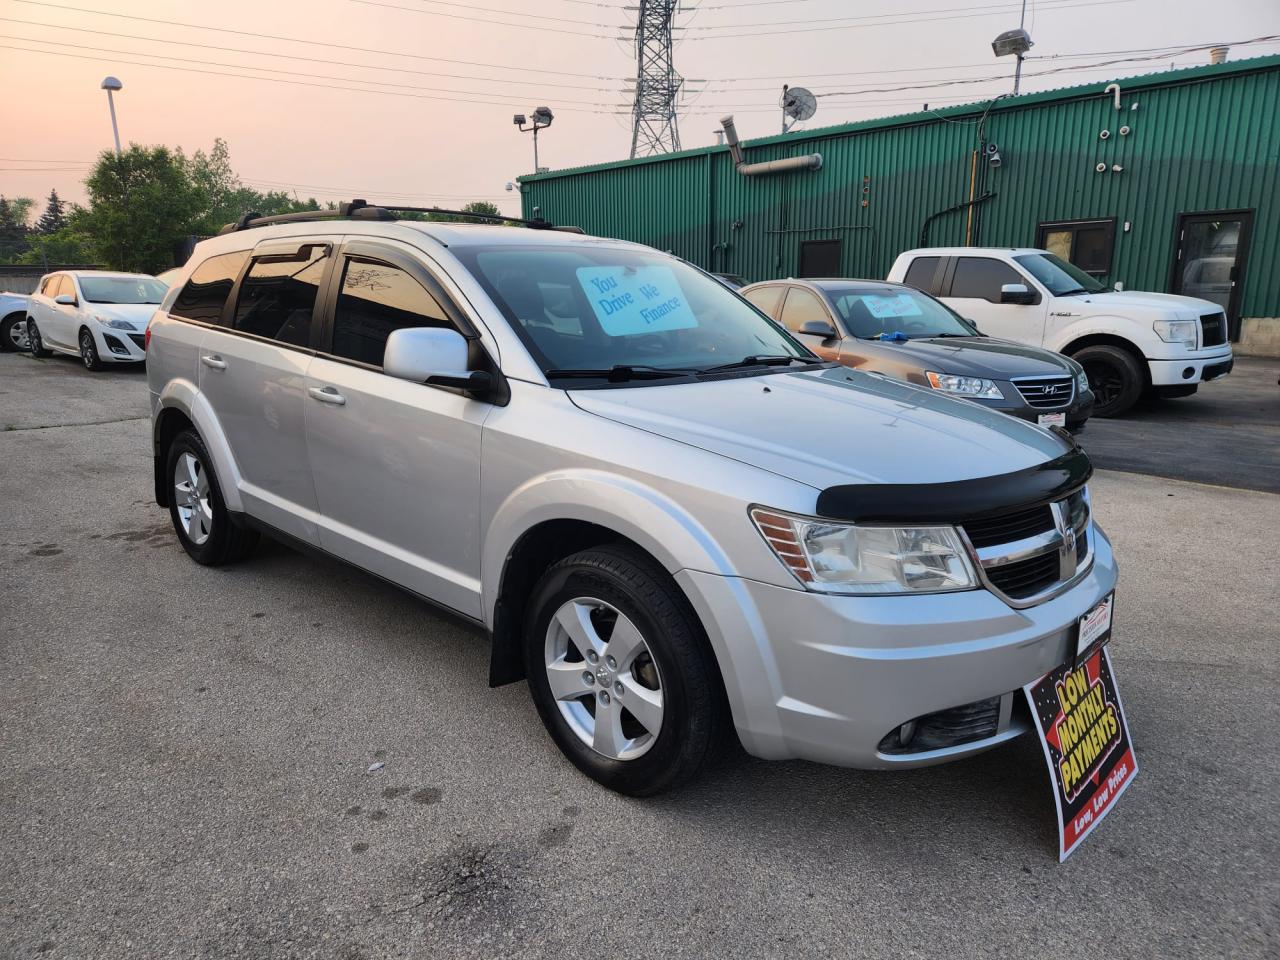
[27,319,52,358]
[1074,344,1143,417]
[524,545,725,796]
[1,312,28,351]
[165,429,259,566]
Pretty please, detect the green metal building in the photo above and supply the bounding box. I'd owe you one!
[520,55,1280,354]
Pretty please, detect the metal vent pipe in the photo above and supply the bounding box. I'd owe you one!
[721,115,822,176]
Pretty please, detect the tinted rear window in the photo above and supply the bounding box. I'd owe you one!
[172,251,249,324]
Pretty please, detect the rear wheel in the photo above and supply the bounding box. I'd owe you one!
[524,544,725,796]
[1,312,28,351]
[27,319,51,358]
[165,429,259,566]
[1073,344,1144,417]
[79,327,104,371]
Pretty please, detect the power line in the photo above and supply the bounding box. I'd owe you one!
[363,0,629,29]
[682,0,1096,31]
[0,35,618,106]
[348,0,617,38]
[0,44,624,113]
[12,1,625,79]
[0,17,622,91]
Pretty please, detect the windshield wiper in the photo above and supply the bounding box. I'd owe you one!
[1059,287,1096,296]
[545,365,696,383]
[925,332,973,338]
[699,354,808,373]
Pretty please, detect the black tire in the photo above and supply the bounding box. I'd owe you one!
[0,312,26,352]
[1073,344,1144,418]
[27,319,52,358]
[79,327,104,371]
[164,428,259,566]
[523,544,726,796]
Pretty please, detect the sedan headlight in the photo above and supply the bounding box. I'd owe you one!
[95,315,136,331]
[925,371,1003,399]
[1153,318,1196,348]
[1075,368,1090,393]
[751,507,978,595]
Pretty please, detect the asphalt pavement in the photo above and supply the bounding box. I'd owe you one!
[2,351,1277,959]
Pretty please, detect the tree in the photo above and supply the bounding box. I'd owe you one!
[35,189,67,234]
[0,195,31,261]
[186,139,323,233]
[79,146,204,273]
[429,200,505,224]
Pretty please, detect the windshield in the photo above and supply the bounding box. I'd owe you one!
[78,275,168,304]
[452,244,813,382]
[1014,253,1106,295]
[824,285,977,339]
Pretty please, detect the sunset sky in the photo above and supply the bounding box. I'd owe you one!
[1,0,1277,219]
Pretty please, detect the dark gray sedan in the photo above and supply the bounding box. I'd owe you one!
[741,278,1094,430]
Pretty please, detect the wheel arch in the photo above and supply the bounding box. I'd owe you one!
[152,380,245,513]
[1059,333,1151,386]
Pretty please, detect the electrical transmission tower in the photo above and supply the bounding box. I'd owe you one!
[629,0,682,158]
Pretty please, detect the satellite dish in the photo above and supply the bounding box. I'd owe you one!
[781,85,817,132]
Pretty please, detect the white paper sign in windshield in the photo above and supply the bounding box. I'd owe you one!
[861,293,923,319]
[577,265,698,336]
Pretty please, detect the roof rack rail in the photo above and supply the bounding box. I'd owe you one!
[219,200,583,234]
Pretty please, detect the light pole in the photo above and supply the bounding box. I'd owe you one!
[991,0,1032,96]
[101,76,123,154]
[513,106,554,173]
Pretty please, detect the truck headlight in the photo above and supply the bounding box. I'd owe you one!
[95,315,136,330]
[925,371,1003,399]
[1153,319,1196,348]
[751,507,978,595]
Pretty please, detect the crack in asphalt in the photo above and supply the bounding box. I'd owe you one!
[3,415,149,432]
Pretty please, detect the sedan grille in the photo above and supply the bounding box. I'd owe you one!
[1012,376,1075,409]
[1200,312,1226,347]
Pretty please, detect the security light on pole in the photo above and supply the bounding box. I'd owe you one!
[101,75,123,155]
[514,106,554,173]
[992,0,1033,97]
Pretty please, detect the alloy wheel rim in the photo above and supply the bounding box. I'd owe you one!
[1083,361,1122,406]
[27,321,40,353]
[173,451,213,546]
[544,597,664,761]
[5,321,27,351]
[80,331,95,368]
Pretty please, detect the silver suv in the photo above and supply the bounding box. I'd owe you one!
[147,204,1117,795]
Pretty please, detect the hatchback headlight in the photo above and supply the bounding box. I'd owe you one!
[1153,319,1196,348]
[925,371,1003,399]
[751,507,978,595]
[95,315,136,331]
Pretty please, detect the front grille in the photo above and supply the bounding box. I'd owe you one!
[961,504,1053,548]
[1200,312,1226,347]
[1012,376,1075,409]
[986,551,1061,599]
[127,333,147,350]
[878,696,1002,755]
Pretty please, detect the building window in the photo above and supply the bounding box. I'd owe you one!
[1036,218,1116,276]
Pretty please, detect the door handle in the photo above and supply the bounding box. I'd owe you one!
[201,354,227,370]
[308,385,346,405]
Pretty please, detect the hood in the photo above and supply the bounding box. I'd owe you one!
[88,302,157,329]
[569,366,1070,491]
[1055,289,1220,318]
[861,336,1074,378]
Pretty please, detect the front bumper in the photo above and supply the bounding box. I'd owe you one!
[677,524,1117,769]
[92,324,147,363]
[1147,349,1232,386]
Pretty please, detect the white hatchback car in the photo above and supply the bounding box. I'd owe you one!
[26,270,168,369]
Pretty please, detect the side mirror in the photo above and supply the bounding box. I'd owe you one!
[799,319,838,339]
[384,327,491,394]
[54,294,76,306]
[999,282,1036,305]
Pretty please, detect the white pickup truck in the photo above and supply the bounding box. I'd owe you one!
[887,247,1234,417]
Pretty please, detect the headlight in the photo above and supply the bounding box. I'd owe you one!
[750,507,978,595]
[925,371,1003,399]
[1075,368,1090,392]
[95,315,136,331]
[1153,319,1196,348]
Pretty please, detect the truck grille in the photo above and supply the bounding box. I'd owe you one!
[961,504,1053,548]
[1012,376,1075,409]
[1199,312,1226,347]
[985,551,1061,599]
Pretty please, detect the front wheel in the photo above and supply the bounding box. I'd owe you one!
[79,328,104,371]
[1073,344,1144,418]
[27,319,51,358]
[524,545,726,796]
[1,312,28,352]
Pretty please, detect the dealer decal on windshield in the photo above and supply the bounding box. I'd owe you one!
[577,265,698,337]
[860,293,923,319]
